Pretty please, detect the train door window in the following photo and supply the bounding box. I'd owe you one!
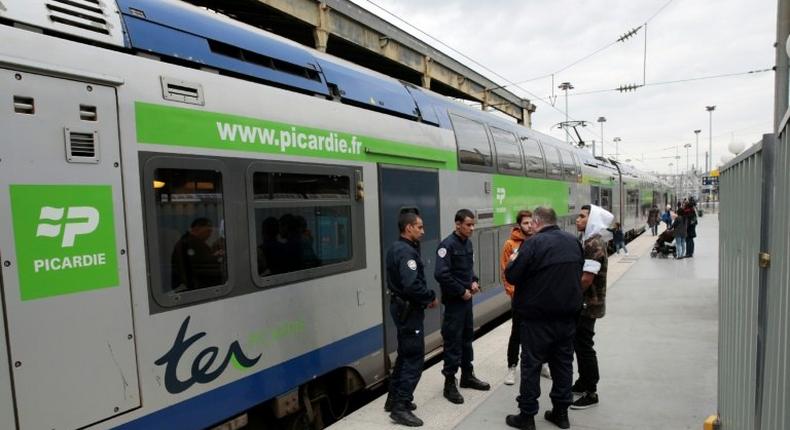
[543,145,563,179]
[591,186,601,206]
[600,188,612,212]
[248,162,364,287]
[522,137,546,177]
[491,127,524,175]
[143,160,231,308]
[450,113,493,170]
[561,149,576,179]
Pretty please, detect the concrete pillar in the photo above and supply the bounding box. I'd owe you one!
[422,56,432,89]
[313,3,330,52]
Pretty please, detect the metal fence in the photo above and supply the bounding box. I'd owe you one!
[718,131,790,430]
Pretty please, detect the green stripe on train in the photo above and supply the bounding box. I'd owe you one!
[492,175,570,225]
[135,102,458,170]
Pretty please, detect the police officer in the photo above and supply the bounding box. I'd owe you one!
[504,207,583,430]
[435,209,490,405]
[385,209,438,427]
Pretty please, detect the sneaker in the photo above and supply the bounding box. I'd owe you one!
[504,366,517,385]
[570,392,599,410]
[540,364,551,379]
[505,413,536,430]
[544,409,570,429]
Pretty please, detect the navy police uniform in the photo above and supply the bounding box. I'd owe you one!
[435,232,478,378]
[505,224,584,418]
[386,237,436,409]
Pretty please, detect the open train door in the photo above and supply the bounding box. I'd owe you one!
[378,166,442,365]
[0,69,140,429]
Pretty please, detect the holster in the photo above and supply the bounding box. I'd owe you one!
[391,294,413,324]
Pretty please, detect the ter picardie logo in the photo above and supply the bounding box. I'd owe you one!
[10,185,119,300]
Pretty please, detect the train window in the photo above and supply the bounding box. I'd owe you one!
[491,127,524,174]
[561,150,576,179]
[521,137,546,177]
[248,162,365,287]
[450,114,493,169]
[147,166,230,307]
[543,145,563,179]
[601,188,613,212]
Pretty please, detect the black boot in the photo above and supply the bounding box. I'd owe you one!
[505,413,536,430]
[460,371,491,391]
[544,408,570,429]
[390,407,424,427]
[385,395,416,412]
[443,376,464,404]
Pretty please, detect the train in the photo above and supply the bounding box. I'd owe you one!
[0,1,673,429]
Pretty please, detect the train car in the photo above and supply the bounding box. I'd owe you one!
[0,1,660,429]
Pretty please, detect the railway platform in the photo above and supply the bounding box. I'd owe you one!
[331,215,718,430]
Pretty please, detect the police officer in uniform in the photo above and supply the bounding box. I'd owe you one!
[435,209,491,405]
[504,207,583,430]
[385,209,438,427]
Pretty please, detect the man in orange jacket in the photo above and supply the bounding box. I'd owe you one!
[500,210,534,385]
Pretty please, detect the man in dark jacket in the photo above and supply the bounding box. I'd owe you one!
[385,209,438,426]
[435,209,490,405]
[647,205,660,236]
[504,207,584,430]
[682,200,698,258]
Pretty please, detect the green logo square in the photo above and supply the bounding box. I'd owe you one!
[9,185,119,301]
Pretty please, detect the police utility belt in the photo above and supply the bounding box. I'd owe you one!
[388,290,415,323]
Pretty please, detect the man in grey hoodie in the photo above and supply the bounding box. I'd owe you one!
[572,204,613,410]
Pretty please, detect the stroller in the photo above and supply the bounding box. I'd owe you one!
[650,229,676,259]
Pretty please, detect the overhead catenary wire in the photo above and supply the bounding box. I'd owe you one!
[565,68,773,97]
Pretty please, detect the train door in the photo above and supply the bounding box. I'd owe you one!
[590,186,601,206]
[0,69,140,429]
[378,166,441,360]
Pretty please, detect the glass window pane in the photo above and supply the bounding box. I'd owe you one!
[561,150,576,178]
[522,137,545,176]
[450,114,493,167]
[491,128,523,172]
[154,168,227,294]
[543,145,563,177]
[255,206,352,276]
[253,172,350,200]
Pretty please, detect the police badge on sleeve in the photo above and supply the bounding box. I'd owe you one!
[407,259,417,271]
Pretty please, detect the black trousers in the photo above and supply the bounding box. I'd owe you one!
[442,300,474,377]
[518,318,575,416]
[507,308,521,367]
[389,302,425,404]
[573,315,599,393]
[686,236,695,256]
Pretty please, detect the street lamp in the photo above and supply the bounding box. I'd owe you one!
[684,143,692,172]
[597,116,606,157]
[705,106,716,172]
[558,82,574,144]
[613,137,621,161]
[693,129,701,172]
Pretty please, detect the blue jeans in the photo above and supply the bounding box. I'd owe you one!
[674,237,686,258]
[614,241,628,254]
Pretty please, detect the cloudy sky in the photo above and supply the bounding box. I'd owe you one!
[349,0,777,174]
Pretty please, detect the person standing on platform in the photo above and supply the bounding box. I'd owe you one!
[385,209,438,427]
[504,207,584,430]
[436,209,491,405]
[683,199,698,258]
[500,210,534,385]
[661,204,673,229]
[647,204,660,236]
[571,204,613,411]
[672,209,688,259]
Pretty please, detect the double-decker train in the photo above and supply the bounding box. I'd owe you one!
[0,1,673,429]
